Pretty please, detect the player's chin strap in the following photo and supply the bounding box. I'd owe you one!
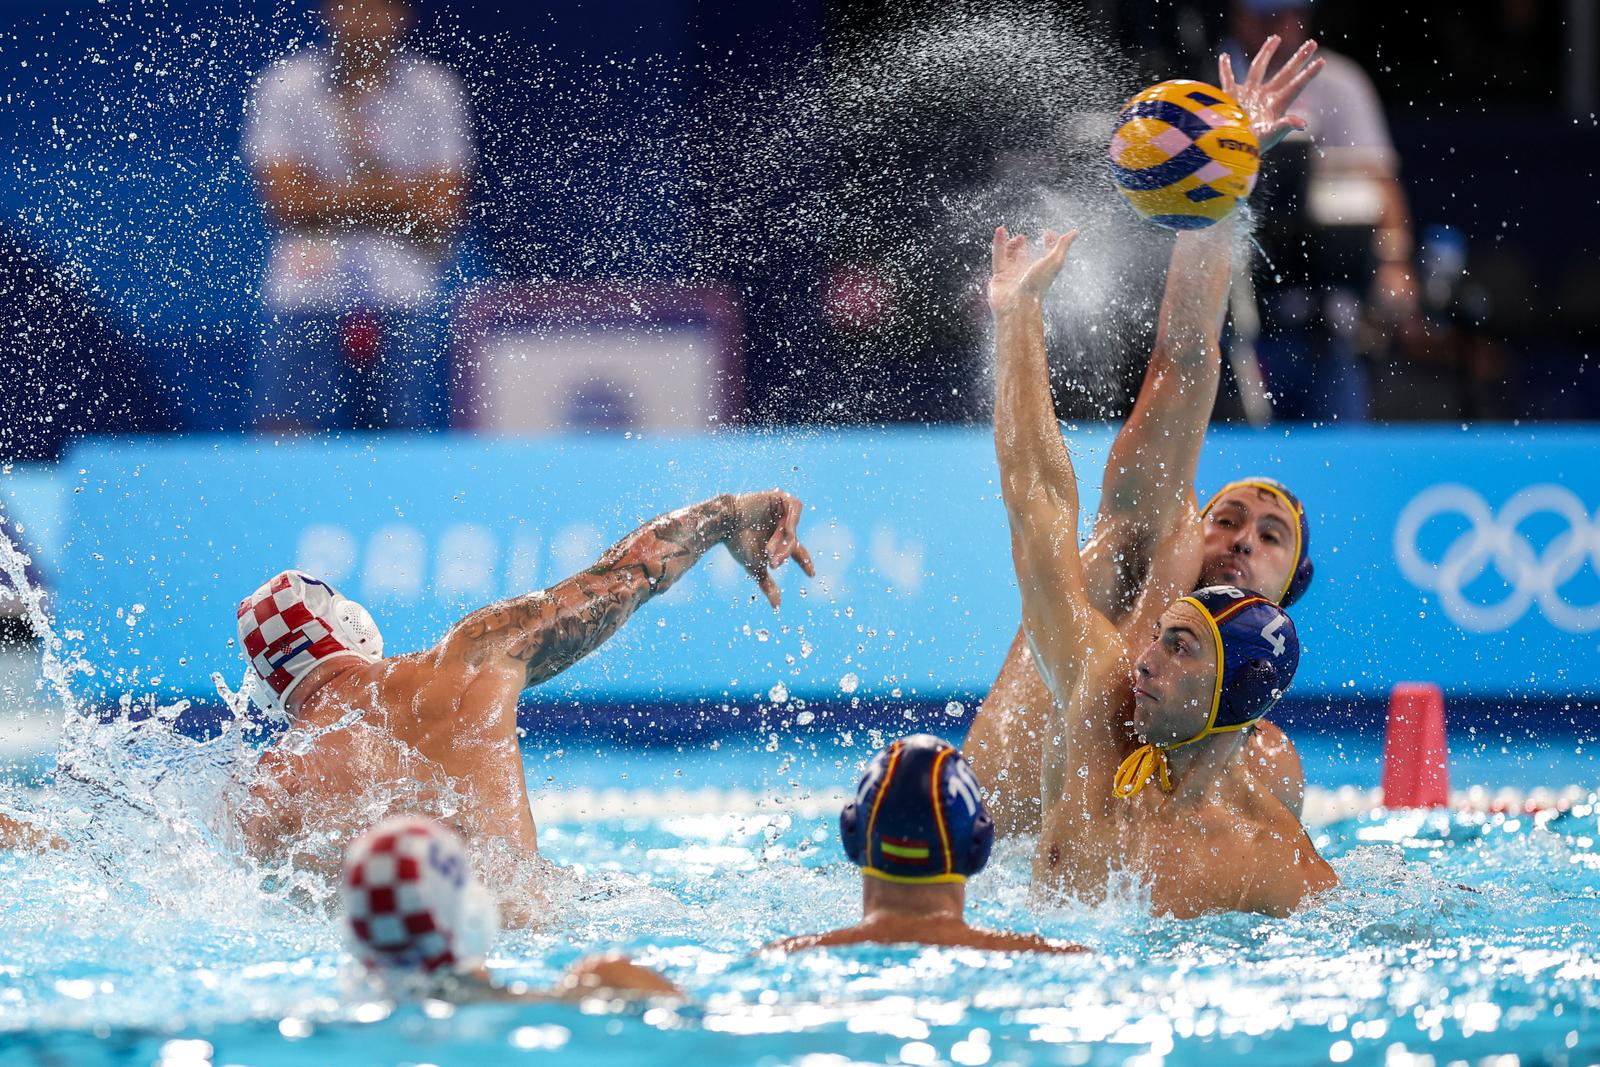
[1113,736,1201,799]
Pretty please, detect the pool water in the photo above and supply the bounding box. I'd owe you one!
[1,729,1598,1067]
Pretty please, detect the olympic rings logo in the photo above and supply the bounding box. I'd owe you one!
[1393,484,1600,634]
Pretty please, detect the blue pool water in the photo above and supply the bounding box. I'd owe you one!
[1,728,1598,1067]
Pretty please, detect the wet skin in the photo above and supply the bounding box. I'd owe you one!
[964,37,1326,837]
[765,878,1087,955]
[986,225,1336,916]
[238,491,815,887]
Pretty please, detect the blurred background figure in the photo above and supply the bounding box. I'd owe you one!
[1219,0,1420,424]
[244,0,472,432]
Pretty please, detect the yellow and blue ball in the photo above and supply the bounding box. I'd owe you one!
[1108,80,1260,230]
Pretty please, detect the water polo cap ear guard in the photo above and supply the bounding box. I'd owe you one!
[1113,586,1301,799]
[1201,478,1314,606]
[236,570,384,716]
[840,734,994,885]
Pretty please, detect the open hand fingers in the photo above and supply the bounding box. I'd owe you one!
[992,226,1009,272]
[1275,55,1324,110]
[1218,52,1237,96]
[766,493,803,567]
[1007,231,1027,263]
[1266,40,1319,92]
[1247,34,1280,88]
[792,539,816,578]
[758,571,781,610]
[1043,228,1079,269]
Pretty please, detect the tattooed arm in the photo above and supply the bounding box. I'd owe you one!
[439,491,815,690]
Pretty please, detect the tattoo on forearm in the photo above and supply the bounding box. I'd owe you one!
[456,495,738,689]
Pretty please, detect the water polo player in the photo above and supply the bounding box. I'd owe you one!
[986,224,1336,916]
[965,35,1324,834]
[767,735,1085,953]
[342,816,677,1001]
[231,491,815,887]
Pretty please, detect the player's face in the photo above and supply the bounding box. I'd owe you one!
[1198,488,1297,602]
[1131,601,1218,745]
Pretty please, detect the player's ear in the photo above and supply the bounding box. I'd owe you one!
[840,803,866,866]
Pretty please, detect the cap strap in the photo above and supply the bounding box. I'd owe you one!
[1112,743,1172,799]
[928,747,955,877]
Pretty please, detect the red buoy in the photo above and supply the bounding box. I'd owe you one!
[1382,682,1450,808]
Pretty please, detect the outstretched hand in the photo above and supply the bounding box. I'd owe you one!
[988,226,1080,316]
[727,489,816,609]
[1220,35,1325,155]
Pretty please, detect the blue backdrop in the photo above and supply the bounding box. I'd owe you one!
[49,426,1600,707]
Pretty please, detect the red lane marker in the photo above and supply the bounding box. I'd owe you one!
[1382,682,1450,809]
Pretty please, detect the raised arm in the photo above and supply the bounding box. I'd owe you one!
[1086,37,1325,620]
[989,226,1108,700]
[438,491,814,690]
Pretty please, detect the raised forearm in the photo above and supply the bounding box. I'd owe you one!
[1097,220,1235,524]
[993,300,1080,523]
[1150,216,1235,372]
[456,495,738,689]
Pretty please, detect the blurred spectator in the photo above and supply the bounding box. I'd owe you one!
[1221,0,1421,423]
[243,0,471,432]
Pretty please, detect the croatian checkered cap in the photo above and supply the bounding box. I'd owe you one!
[341,817,500,977]
[235,570,383,716]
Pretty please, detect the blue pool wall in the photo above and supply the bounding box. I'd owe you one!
[5,425,1598,732]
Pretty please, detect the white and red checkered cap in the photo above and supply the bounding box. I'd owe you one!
[235,570,384,717]
[341,817,500,977]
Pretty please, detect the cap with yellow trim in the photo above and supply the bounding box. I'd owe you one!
[1201,477,1314,607]
[1114,586,1301,799]
[841,735,993,885]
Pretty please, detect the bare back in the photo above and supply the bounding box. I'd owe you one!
[236,490,815,881]
[239,650,531,878]
[767,918,1085,955]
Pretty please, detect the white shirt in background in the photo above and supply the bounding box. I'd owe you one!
[244,50,471,311]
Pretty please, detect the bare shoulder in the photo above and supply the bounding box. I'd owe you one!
[1244,720,1307,819]
[761,929,858,954]
[962,928,1090,955]
[761,926,1087,956]
[1232,785,1340,914]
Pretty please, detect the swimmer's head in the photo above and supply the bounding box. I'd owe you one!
[1129,586,1300,757]
[1199,478,1314,607]
[840,734,993,885]
[236,570,384,722]
[341,817,500,982]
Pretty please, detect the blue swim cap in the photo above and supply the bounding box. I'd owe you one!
[1182,586,1301,731]
[1201,478,1315,607]
[840,735,993,885]
[1114,586,1301,799]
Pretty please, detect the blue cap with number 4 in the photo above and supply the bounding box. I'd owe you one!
[1180,586,1301,734]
